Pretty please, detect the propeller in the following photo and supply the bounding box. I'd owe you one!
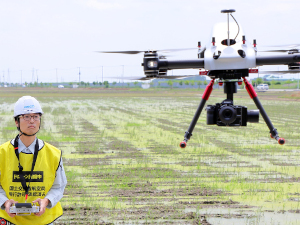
[108,75,198,80]
[265,44,300,48]
[97,50,143,54]
[261,49,300,53]
[96,48,196,55]
[260,44,300,53]
[259,70,300,74]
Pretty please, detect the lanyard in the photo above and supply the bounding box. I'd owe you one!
[13,135,39,201]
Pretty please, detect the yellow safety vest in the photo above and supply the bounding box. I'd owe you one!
[0,140,63,225]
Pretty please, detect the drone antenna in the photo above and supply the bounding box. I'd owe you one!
[230,14,240,41]
[221,9,236,46]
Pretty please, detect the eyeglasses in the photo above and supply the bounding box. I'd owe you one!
[19,114,41,121]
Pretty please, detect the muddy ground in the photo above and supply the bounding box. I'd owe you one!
[1,88,300,224]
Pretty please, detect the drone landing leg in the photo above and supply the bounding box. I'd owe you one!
[242,77,285,145]
[180,79,215,148]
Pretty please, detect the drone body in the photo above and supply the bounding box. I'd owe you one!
[140,10,300,80]
[99,9,300,146]
[204,22,256,71]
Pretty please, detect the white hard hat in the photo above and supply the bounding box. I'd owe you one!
[14,96,43,118]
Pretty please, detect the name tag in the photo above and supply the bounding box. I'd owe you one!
[12,171,44,182]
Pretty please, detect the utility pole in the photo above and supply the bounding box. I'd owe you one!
[7,69,10,85]
[102,66,103,83]
[122,65,124,87]
[78,67,81,83]
[32,68,35,83]
[36,70,38,85]
[56,68,58,85]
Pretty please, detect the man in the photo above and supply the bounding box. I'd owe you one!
[0,96,67,225]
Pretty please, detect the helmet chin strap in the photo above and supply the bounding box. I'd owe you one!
[19,129,39,137]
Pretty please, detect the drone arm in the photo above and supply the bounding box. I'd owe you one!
[143,56,204,77]
[159,59,205,70]
[243,77,285,145]
[256,54,300,66]
[180,79,215,148]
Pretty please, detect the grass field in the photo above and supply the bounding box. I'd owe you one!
[1,87,300,224]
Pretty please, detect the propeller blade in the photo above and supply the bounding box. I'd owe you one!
[260,50,290,53]
[134,75,197,80]
[260,44,300,53]
[265,44,300,48]
[107,74,198,80]
[96,48,196,55]
[260,49,300,53]
[96,51,143,54]
[108,76,147,80]
[259,44,300,53]
[158,48,197,53]
[259,70,300,74]
[156,75,197,79]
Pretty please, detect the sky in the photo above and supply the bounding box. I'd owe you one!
[0,0,299,84]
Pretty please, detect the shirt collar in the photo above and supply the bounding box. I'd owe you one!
[18,137,37,154]
[10,137,44,153]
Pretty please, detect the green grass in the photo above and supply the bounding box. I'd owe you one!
[1,88,300,224]
[3,126,16,130]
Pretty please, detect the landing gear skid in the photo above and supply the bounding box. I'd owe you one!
[180,77,285,148]
[243,77,285,145]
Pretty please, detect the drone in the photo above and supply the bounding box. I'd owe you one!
[99,9,300,148]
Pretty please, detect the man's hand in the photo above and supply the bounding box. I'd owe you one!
[4,199,18,218]
[32,198,50,216]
